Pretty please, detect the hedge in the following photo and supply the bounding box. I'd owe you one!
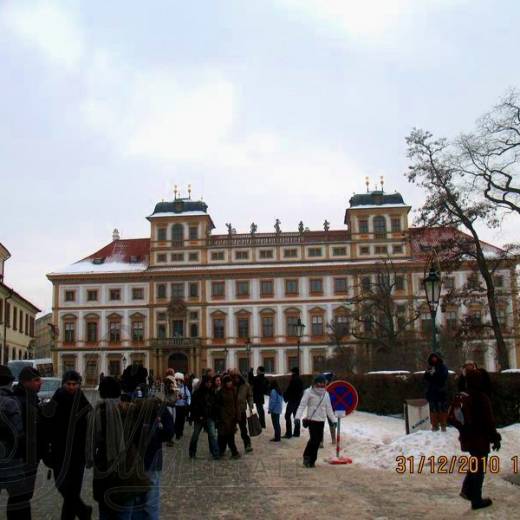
[269,372,520,427]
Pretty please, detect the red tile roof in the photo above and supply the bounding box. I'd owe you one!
[81,238,150,264]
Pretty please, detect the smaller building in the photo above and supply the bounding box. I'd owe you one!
[34,312,54,359]
[0,242,41,364]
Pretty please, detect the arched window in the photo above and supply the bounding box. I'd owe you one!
[373,216,387,238]
[171,224,184,245]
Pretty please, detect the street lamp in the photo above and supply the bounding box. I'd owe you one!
[296,318,305,372]
[245,337,252,373]
[122,355,127,372]
[423,267,442,352]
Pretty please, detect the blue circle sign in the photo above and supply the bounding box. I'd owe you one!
[327,380,359,415]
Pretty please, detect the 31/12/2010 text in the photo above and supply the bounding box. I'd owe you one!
[394,455,519,474]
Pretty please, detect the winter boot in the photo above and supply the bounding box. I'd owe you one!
[430,412,440,432]
[330,424,337,445]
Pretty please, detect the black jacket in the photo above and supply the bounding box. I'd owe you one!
[13,385,44,465]
[191,387,218,421]
[283,374,304,404]
[424,353,449,403]
[249,373,270,404]
[43,387,91,470]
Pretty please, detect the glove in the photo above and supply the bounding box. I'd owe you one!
[492,439,501,451]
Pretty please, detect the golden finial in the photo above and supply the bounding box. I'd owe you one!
[365,176,370,193]
[174,185,178,200]
[188,184,192,199]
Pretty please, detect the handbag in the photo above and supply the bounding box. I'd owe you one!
[246,404,262,437]
[302,392,326,429]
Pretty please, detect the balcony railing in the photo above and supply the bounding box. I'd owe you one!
[150,337,202,349]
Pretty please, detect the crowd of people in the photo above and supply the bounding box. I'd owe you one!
[0,351,505,517]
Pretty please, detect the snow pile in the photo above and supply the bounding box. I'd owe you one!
[501,369,520,373]
[51,259,147,275]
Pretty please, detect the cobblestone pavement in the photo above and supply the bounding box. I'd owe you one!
[2,395,520,519]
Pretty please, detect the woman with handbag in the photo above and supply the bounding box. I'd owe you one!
[295,375,336,468]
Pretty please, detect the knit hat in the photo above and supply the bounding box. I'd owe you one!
[98,376,121,399]
[19,366,41,382]
[0,365,14,386]
[62,370,82,384]
[313,374,327,385]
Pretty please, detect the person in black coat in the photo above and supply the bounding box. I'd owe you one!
[283,367,304,438]
[12,367,44,520]
[43,370,92,520]
[121,363,148,398]
[424,352,449,432]
[248,367,270,429]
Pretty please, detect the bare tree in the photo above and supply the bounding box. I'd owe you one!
[326,318,355,373]
[406,129,511,369]
[345,259,422,371]
[458,89,520,215]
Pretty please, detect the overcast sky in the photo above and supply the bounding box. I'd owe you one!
[1,0,519,313]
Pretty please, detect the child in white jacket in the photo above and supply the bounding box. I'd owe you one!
[295,375,336,467]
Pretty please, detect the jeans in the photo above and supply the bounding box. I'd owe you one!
[189,420,219,458]
[271,413,281,440]
[238,411,251,448]
[131,470,161,520]
[303,421,325,465]
[285,401,301,437]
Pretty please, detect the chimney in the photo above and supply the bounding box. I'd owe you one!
[112,228,120,241]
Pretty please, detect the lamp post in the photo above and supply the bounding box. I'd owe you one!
[296,318,305,372]
[122,355,127,373]
[245,337,252,373]
[423,267,442,352]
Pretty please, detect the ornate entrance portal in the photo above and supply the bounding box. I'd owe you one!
[168,352,189,374]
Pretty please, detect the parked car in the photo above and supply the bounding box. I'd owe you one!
[38,377,61,403]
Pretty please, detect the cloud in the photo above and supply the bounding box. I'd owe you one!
[274,0,466,47]
[1,0,84,70]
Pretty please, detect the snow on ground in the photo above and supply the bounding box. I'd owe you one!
[321,410,520,472]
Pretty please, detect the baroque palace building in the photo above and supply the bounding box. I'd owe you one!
[47,188,520,385]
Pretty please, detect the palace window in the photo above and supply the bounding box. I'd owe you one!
[445,311,458,330]
[157,284,167,299]
[332,247,347,256]
[361,276,371,293]
[171,253,184,262]
[236,281,250,297]
[334,278,348,294]
[86,322,98,343]
[373,216,387,238]
[13,307,17,330]
[235,250,249,261]
[394,276,405,291]
[311,315,324,336]
[109,289,121,301]
[189,226,199,240]
[391,218,401,232]
[109,321,121,343]
[467,274,480,290]
[157,323,167,339]
[157,227,167,241]
[259,249,274,259]
[396,305,407,329]
[171,224,184,246]
[157,254,167,263]
[213,318,225,339]
[212,282,225,298]
[24,314,29,336]
[211,251,225,261]
[64,322,75,343]
[393,245,403,254]
[494,275,504,288]
[286,316,300,337]
[260,280,274,297]
[285,279,298,296]
[335,315,350,336]
[132,321,144,342]
[262,316,274,338]
[188,252,199,262]
[283,249,298,258]
[190,323,199,338]
[375,245,388,255]
[444,277,455,290]
[171,283,184,299]
[421,312,432,334]
[310,278,323,294]
[65,290,75,302]
[359,246,370,255]
[86,290,98,302]
[189,283,199,298]
[262,356,275,374]
[308,248,322,257]
[132,288,144,300]
[237,317,249,338]
[359,220,369,233]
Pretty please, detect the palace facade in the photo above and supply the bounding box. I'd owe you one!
[47,189,520,385]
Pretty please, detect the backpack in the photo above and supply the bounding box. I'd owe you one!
[448,392,472,431]
[0,391,23,462]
